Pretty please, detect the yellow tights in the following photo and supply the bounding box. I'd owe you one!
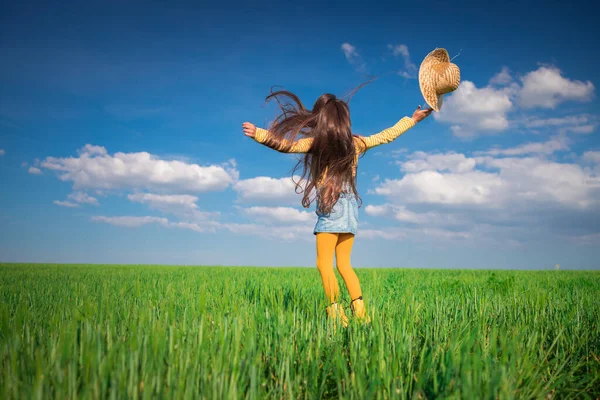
[315,232,362,303]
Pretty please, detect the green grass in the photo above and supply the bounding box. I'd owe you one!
[1,264,599,399]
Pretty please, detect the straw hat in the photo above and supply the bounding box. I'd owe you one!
[418,48,461,112]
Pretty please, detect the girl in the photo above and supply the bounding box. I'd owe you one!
[242,90,432,327]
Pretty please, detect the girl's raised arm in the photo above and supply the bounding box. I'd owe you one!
[243,122,313,154]
[356,106,433,152]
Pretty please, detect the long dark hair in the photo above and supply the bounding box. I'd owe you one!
[262,88,367,214]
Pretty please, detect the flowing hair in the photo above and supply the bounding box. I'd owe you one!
[262,88,368,214]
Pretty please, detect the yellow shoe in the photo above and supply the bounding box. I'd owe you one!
[326,302,349,328]
[350,296,371,324]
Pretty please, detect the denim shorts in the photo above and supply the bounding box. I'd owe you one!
[313,192,359,235]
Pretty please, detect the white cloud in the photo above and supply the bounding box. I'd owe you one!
[480,135,569,156]
[433,81,513,137]
[381,150,599,210]
[360,227,471,241]
[365,204,427,223]
[583,151,600,164]
[234,176,302,204]
[388,44,416,78]
[519,66,595,109]
[168,221,213,233]
[0,149,5,156]
[479,156,598,208]
[128,193,198,210]
[92,215,167,227]
[524,115,593,128]
[400,151,476,173]
[91,215,220,233]
[522,115,597,135]
[68,191,99,205]
[341,43,366,73]
[54,200,79,208]
[435,65,595,138]
[28,167,42,175]
[370,144,600,244]
[127,192,218,221]
[489,67,513,86]
[361,229,406,240]
[222,222,312,241]
[78,144,107,156]
[243,206,314,224]
[90,215,216,233]
[364,204,392,217]
[388,44,409,58]
[41,144,238,193]
[564,125,596,134]
[376,170,504,206]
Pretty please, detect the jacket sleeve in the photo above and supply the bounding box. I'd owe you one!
[355,117,416,153]
[254,127,313,153]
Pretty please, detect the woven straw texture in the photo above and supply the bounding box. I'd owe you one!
[418,48,461,111]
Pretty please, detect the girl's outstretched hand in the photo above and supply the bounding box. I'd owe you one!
[242,122,256,138]
[411,105,434,123]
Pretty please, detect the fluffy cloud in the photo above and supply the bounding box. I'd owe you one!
[376,169,503,206]
[583,151,600,164]
[364,204,391,217]
[41,144,238,193]
[388,44,417,78]
[91,213,312,241]
[91,215,217,232]
[489,67,513,86]
[388,44,409,58]
[523,115,597,135]
[434,65,595,138]
[341,43,366,73]
[366,204,423,223]
[361,227,471,241]
[127,192,218,221]
[433,81,513,137]
[92,215,168,227]
[519,66,595,109]
[28,167,42,175]
[365,204,462,225]
[222,222,312,241]
[0,149,5,156]
[68,191,99,205]
[483,156,596,208]
[54,200,79,208]
[480,136,569,156]
[54,191,99,207]
[368,145,600,243]
[243,206,313,225]
[234,176,303,204]
[379,150,598,209]
[128,193,199,210]
[400,151,476,173]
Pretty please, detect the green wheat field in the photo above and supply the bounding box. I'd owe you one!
[1,264,599,399]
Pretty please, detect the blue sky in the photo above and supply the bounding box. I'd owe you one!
[1,0,599,269]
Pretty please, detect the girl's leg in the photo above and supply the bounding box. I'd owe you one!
[315,232,340,303]
[335,233,362,300]
[336,233,370,321]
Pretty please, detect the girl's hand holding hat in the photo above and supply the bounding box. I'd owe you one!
[411,105,433,123]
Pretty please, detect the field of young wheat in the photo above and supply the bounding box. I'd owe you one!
[1,264,598,399]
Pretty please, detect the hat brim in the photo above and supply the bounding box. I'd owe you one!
[418,48,451,112]
[419,66,444,112]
